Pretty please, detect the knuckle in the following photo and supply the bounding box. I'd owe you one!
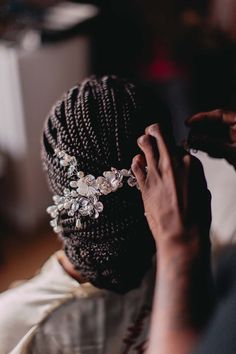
[214,108,223,115]
[161,159,171,173]
[148,123,161,135]
[222,110,236,125]
[145,174,158,188]
[150,123,160,131]
[230,114,236,124]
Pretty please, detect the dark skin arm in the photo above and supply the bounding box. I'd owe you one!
[132,124,212,354]
[186,109,236,169]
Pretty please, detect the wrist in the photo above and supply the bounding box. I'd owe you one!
[155,228,206,292]
[155,227,200,256]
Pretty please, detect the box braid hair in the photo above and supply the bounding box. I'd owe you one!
[42,75,173,293]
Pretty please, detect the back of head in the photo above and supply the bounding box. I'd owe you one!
[42,75,172,293]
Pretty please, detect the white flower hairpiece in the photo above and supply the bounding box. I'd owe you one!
[46,149,138,234]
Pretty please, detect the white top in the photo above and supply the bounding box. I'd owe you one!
[0,252,154,354]
[196,152,236,244]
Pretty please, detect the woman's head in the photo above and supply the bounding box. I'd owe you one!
[42,75,172,293]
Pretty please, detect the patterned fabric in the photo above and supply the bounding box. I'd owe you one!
[0,252,154,354]
[29,273,154,354]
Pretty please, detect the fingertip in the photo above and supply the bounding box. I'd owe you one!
[145,123,158,134]
[187,110,223,127]
[185,113,202,126]
[137,134,154,148]
[146,123,160,137]
[133,153,146,164]
[137,135,145,146]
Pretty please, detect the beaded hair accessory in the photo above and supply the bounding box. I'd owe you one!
[47,149,138,234]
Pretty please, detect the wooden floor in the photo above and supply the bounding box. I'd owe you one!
[0,229,61,292]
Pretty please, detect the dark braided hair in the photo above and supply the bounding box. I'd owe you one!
[42,75,172,293]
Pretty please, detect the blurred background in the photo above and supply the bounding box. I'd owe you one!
[0,0,236,291]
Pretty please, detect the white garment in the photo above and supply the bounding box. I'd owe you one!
[196,152,236,244]
[0,252,154,354]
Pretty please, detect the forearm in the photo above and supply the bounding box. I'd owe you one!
[147,317,199,354]
[147,238,211,354]
[147,265,199,354]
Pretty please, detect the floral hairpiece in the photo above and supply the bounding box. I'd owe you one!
[47,149,138,234]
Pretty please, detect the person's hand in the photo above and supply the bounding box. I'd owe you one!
[186,109,236,167]
[132,124,213,354]
[132,123,211,254]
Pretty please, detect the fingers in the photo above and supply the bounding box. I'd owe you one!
[137,134,160,172]
[146,123,172,173]
[186,109,223,127]
[138,123,176,178]
[186,109,236,164]
[132,154,146,189]
[134,123,173,192]
[223,112,236,143]
[222,111,236,125]
[186,109,232,154]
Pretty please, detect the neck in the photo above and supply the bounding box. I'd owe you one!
[57,251,87,283]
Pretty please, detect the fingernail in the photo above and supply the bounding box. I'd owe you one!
[148,123,159,134]
[137,135,145,145]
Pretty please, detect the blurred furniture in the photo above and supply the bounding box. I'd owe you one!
[0,4,98,231]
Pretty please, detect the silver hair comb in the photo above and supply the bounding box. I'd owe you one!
[47,149,138,234]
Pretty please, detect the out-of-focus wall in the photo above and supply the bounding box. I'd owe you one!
[0,35,90,231]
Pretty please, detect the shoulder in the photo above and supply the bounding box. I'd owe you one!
[0,281,38,353]
[28,294,106,353]
[0,253,79,353]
